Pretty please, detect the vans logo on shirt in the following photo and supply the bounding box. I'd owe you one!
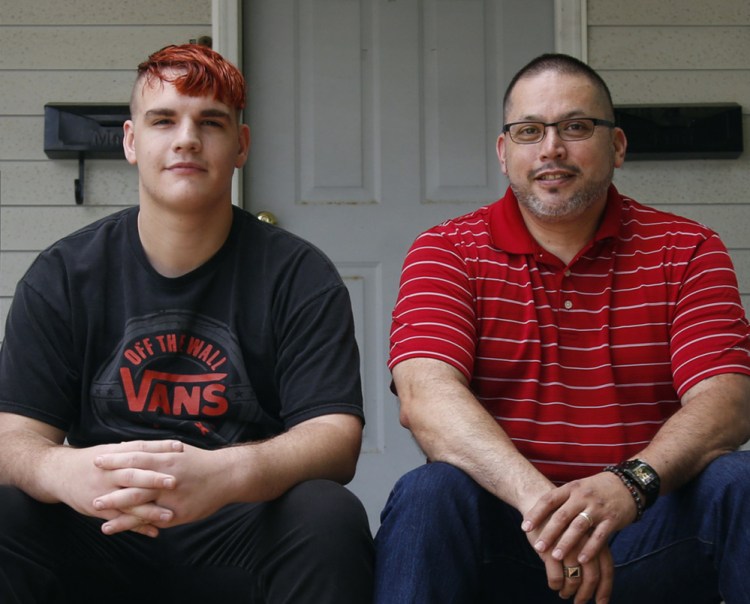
[119,368,229,416]
[90,310,259,446]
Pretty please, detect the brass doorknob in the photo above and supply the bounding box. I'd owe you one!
[256,211,278,225]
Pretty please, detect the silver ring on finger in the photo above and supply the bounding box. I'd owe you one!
[577,510,594,529]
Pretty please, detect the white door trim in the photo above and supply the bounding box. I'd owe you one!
[554,0,587,61]
[213,0,588,207]
[212,0,244,207]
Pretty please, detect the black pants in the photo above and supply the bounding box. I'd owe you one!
[0,480,374,603]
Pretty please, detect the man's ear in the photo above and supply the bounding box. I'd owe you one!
[235,124,251,169]
[612,127,627,168]
[496,134,508,175]
[123,120,137,165]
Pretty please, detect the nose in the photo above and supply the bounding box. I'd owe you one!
[173,120,201,153]
[538,124,566,159]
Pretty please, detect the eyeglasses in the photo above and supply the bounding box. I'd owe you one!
[503,117,615,144]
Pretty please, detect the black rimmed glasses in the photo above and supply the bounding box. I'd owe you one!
[503,117,615,144]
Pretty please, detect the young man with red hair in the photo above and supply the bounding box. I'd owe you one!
[0,44,373,603]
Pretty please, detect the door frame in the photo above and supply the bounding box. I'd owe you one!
[212,0,587,63]
[211,0,244,208]
[554,0,587,60]
[211,0,587,207]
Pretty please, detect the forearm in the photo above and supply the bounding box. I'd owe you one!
[635,373,750,494]
[394,359,553,513]
[0,415,67,503]
[216,413,363,504]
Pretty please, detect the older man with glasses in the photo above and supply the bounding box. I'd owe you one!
[374,53,750,604]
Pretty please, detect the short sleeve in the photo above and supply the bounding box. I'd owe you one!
[388,230,477,381]
[272,256,364,428]
[670,232,750,395]
[0,279,78,429]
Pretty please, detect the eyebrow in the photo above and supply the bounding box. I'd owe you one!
[143,108,233,120]
[514,110,590,122]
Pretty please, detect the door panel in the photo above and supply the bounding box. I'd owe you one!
[244,0,554,529]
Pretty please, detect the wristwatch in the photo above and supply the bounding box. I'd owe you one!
[617,459,661,508]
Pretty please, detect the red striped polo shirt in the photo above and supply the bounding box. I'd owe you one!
[389,185,750,483]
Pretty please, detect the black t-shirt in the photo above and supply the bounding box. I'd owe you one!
[0,206,363,448]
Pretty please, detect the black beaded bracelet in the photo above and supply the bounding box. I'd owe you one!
[604,465,645,520]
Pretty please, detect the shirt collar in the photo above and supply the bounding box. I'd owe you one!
[488,184,623,253]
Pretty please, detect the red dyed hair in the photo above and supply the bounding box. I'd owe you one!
[134,44,246,111]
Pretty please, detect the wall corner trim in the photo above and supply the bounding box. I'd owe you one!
[555,0,587,62]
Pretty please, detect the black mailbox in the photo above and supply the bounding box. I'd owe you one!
[44,103,131,203]
[614,103,743,160]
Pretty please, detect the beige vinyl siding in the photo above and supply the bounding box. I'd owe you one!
[587,0,750,311]
[0,0,212,343]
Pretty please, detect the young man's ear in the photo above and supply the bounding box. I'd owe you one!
[235,124,251,169]
[123,120,137,165]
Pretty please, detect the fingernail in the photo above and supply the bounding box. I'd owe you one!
[552,548,563,560]
[163,477,175,488]
[160,512,172,522]
[534,540,545,552]
[521,520,532,531]
[93,499,103,510]
[102,523,113,535]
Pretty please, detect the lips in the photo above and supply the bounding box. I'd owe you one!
[532,164,579,184]
[167,162,206,173]
[536,172,572,181]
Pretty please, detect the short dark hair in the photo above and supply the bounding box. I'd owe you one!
[503,53,615,122]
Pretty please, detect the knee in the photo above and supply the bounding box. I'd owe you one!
[380,462,483,525]
[0,486,66,567]
[276,480,373,548]
[0,486,42,539]
[701,451,750,500]
[391,462,480,505]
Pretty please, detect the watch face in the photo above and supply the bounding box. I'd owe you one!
[633,465,655,485]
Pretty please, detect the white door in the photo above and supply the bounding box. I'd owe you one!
[243,0,553,529]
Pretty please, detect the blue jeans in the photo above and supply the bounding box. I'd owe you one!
[374,452,750,603]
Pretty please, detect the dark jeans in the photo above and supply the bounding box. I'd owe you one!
[0,479,374,603]
[374,452,750,603]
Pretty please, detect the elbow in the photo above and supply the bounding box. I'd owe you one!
[398,404,412,431]
[336,423,364,485]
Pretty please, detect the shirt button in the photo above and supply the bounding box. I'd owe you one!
[564,300,573,310]
[564,270,571,277]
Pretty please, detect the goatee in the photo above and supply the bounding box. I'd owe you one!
[511,168,614,223]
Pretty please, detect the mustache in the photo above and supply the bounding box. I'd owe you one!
[530,162,581,179]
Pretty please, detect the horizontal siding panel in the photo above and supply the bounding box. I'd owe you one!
[0,117,40,160]
[0,71,135,116]
[731,250,750,295]
[589,26,750,70]
[1,161,138,207]
[0,0,210,25]
[0,26,210,70]
[1,206,127,251]
[0,298,8,344]
[603,70,750,107]
[0,252,37,296]
[645,204,750,250]
[612,119,750,204]
[589,0,750,26]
